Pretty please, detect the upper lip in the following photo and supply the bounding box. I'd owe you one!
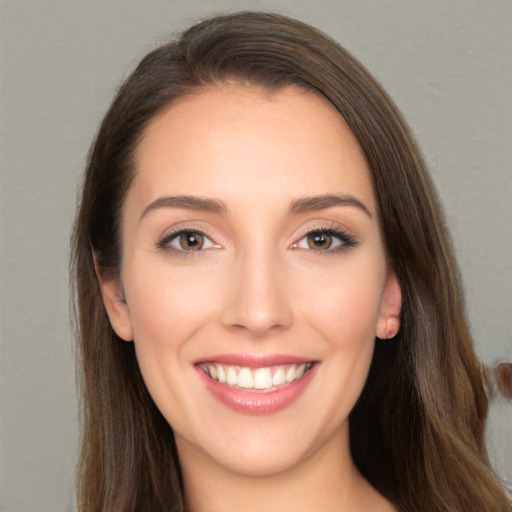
[194,353,316,368]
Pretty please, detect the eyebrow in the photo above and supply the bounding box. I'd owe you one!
[139,193,371,221]
[289,194,372,218]
[140,195,228,220]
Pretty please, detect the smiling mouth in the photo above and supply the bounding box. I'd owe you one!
[197,362,316,392]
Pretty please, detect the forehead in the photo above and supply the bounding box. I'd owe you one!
[129,84,375,214]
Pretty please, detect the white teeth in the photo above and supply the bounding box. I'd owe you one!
[226,367,238,386]
[216,364,226,383]
[295,363,306,379]
[272,367,286,386]
[238,368,253,388]
[286,366,296,382]
[201,362,313,390]
[253,368,273,389]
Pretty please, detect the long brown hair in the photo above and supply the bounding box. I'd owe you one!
[71,12,511,512]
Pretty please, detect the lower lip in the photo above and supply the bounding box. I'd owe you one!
[196,364,318,415]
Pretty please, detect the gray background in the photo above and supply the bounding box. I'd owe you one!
[1,1,510,510]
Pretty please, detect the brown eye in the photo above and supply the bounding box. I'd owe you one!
[307,232,333,250]
[179,231,205,250]
[158,229,219,253]
[293,229,356,253]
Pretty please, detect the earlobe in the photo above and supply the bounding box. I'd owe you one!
[376,270,402,340]
[93,252,134,342]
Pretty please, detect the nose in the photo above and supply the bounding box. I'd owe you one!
[221,249,293,337]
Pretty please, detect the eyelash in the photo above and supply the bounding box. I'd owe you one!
[156,226,357,257]
[156,228,219,259]
[292,228,357,254]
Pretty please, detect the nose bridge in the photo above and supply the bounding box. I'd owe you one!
[221,243,292,336]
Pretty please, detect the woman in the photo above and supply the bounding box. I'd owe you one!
[71,12,511,512]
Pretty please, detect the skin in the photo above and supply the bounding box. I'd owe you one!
[99,84,401,511]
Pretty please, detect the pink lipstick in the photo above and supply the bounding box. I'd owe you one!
[195,353,318,414]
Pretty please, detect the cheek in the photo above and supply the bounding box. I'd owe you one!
[121,261,225,428]
[298,258,385,346]
[122,261,222,354]
[289,261,384,434]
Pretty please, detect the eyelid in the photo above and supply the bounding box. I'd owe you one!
[156,224,222,253]
[291,220,355,241]
[290,221,357,252]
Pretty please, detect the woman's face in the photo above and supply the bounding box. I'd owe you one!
[100,85,401,477]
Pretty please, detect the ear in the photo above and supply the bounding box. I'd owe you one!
[94,252,134,342]
[375,269,402,340]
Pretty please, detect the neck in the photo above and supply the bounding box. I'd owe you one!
[176,429,394,512]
